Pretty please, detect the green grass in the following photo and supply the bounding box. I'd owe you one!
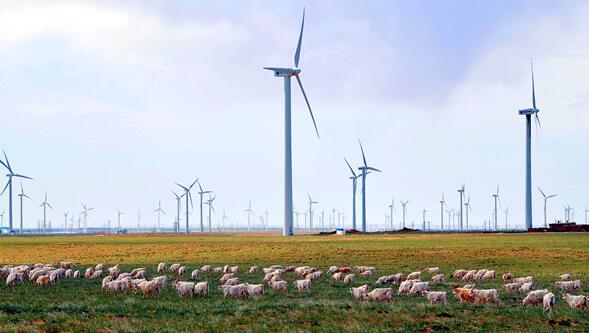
[0,233,588,332]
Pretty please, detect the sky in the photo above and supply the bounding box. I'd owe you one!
[1,0,588,231]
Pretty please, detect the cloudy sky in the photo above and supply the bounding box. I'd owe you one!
[1,0,588,231]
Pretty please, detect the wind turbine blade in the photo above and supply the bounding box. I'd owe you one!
[548,194,558,199]
[0,156,8,170]
[538,187,546,198]
[534,113,541,131]
[13,174,33,180]
[295,75,319,139]
[1,181,9,195]
[358,140,367,167]
[531,58,536,110]
[366,167,382,172]
[343,157,357,177]
[175,183,188,191]
[47,203,53,209]
[162,210,166,215]
[189,178,199,190]
[23,194,30,199]
[294,7,305,68]
[2,151,12,172]
[198,180,204,193]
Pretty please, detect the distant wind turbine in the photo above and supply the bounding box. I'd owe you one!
[344,158,361,230]
[1,151,33,234]
[358,140,381,232]
[538,187,557,228]
[40,192,53,233]
[492,185,501,230]
[153,200,166,232]
[245,201,254,231]
[401,200,409,228]
[17,183,30,234]
[464,195,472,231]
[205,195,216,232]
[307,192,318,230]
[176,179,198,234]
[457,184,465,231]
[504,206,510,229]
[197,181,212,233]
[388,198,396,230]
[439,193,446,231]
[422,209,427,231]
[81,202,93,233]
[117,210,124,229]
[172,191,184,233]
[264,8,320,237]
[518,59,541,229]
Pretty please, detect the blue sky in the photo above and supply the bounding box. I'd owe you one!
[0,0,588,230]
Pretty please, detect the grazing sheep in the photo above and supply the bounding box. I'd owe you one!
[502,272,514,281]
[137,280,160,297]
[249,266,259,274]
[350,285,368,302]
[294,279,311,292]
[503,283,519,292]
[117,273,132,280]
[453,287,475,304]
[482,270,496,280]
[73,270,80,279]
[461,270,477,282]
[178,266,187,277]
[521,289,550,307]
[212,267,224,273]
[90,270,103,279]
[367,288,393,302]
[422,291,447,305]
[559,273,572,281]
[305,271,322,282]
[451,269,468,279]
[190,270,200,281]
[219,273,235,285]
[58,261,74,270]
[268,280,288,292]
[327,266,339,275]
[398,280,415,295]
[360,270,373,278]
[224,278,240,286]
[245,283,264,298]
[101,276,114,290]
[519,282,534,293]
[194,281,209,296]
[130,268,147,278]
[108,266,121,279]
[173,280,195,297]
[555,280,581,292]
[153,275,168,290]
[474,269,488,280]
[472,289,500,305]
[36,275,50,287]
[462,284,476,290]
[543,293,555,313]
[157,263,167,273]
[332,272,344,281]
[65,269,73,278]
[355,266,376,274]
[49,270,61,284]
[408,282,429,296]
[218,284,248,299]
[104,280,128,293]
[424,267,440,274]
[514,276,533,286]
[95,263,105,271]
[170,264,181,272]
[431,274,445,282]
[562,293,587,310]
[200,265,211,272]
[227,266,239,274]
[84,267,94,279]
[407,271,421,281]
[343,274,355,285]
[376,273,404,285]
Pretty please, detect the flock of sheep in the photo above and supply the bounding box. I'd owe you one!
[1,262,587,314]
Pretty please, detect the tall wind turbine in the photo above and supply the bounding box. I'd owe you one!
[176,179,198,234]
[388,198,396,230]
[307,192,318,230]
[117,210,124,229]
[205,195,216,232]
[464,195,472,231]
[17,184,30,234]
[197,182,212,233]
[504,206,510,229]
[538,187,557,228]
[518,59,541,229]
[1,151,32,234]
[245,201,254,231]
[422,209,427,231]
[40,192,52,233]
[457,184,465,231]
[344,158,361,230]
[358,140,381,232]
[492,185,501,230]
[153,200,165,232]
[439,193,446,231]
[81,202,93,233]
[400,200,409,228]
[264,8,320,236]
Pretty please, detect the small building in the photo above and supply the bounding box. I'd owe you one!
[335,228,346,235]
[114,228,128,235]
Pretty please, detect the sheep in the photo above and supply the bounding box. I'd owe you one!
[327,266,339,275]
[451,269,468,279]
[101,276,113,290]
[521,289,549,307]
[502,272,514,281]
[555,280,581,292]
[376,273,404,285]
[332,272,344,281]
[212,267,223,274]
[177,266,187,277]
[218,284,248,299]
[305,271,322,282]
[343,274,355,285]
[474,269,488,280]
[519,282,534,293]
[543,293,555,313]
[513,276,533,286]
[245,283,264,298]
[157,263,167,273]
[294,266,313,276]
[130,268,147,278]
[29,268,50,282]
[422,291,447,305]
[408,282,429,296]
[219,273,235,285]
[153,275,168,290]
[108,266,121,279]
[355,266,376,274]
[104,280,128,293]
[137,280,160,297]
[360,270,373,278]
[424,267,441,274]
[268,280,288,292]
[367,288,393,302]
[349,285,368,301]
[398,280,415,295]
[194,281,209,296]
[36,275,50,287]
[559,273,572,281]
[73,270,80,279]
[173,280,195,297]
[461,270,477,282]
[249,266,259,274]
[65,269,73,278]
[224,278,240,286]
[227,266,239,274]
[190,270,200,281]
[431,274,445,282]
[58,261,74,270]
[562,293,587,310]
[84,267,94,279]
[453,287,475,304]
[294,279,311,292]
[503,283,519,292]
[170,264,181,272]
[49,270,61,284]
[117,273,132,280]
[90,270,103,279]
[482,270,496,280]
[462,284,476,290]
[407,271,421,281]
[472,289,500,305]
[200,265,211,272]
[95,263,105,271]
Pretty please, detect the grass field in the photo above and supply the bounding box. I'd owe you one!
[0,233,588,332]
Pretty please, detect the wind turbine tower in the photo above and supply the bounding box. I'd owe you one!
[1,152,32,234]
[176,179,198,234]
[358,140,382,232]
[154,201,165,232]
[492,186,501,230]
[40,192,53,233]
[17,184,30,234]
[344,158,361,230]
[457,184,465,231]
[307,193,318,230]
[538,187,557,228]
[439,193,446,231]
[401,200,409,228]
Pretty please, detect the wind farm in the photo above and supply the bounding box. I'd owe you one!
[0,2,588,332]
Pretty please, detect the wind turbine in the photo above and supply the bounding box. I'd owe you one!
[307,192,318,230]
[245,201,254,231]
[117,210,124,229]
[264,8,320,236]
[585,205,588,224]
[17,183,30,234]
[205,195,216,232]
[388,198,396,230]
[344,158,361,230]
[176,179,198,234]
[422,209,427,231]
[172,191,184,233]
[518,59,541,230]
[0,210,4,228]
[81,202,93,233]
[492,185,501,230]
[504,206,510,229]
[1,151,33,234]
[457,184,465,231]
[197,181,212,233]
[464,195,472,231]
[538,187,557,228]
[137,210,142,230]
[40,192,52,233]
[153,200,166,233]
[63,212,69,232]
[439,193,446,231]
[445,209,453,230]
[358,140,381,232]
[400,200,409,228]
[222,210,228,232]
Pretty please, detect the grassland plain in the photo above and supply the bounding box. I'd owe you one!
[0,233,588,332]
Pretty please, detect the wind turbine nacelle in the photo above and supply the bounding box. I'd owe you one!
[518,108,538,115]
[263,67,300,77]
